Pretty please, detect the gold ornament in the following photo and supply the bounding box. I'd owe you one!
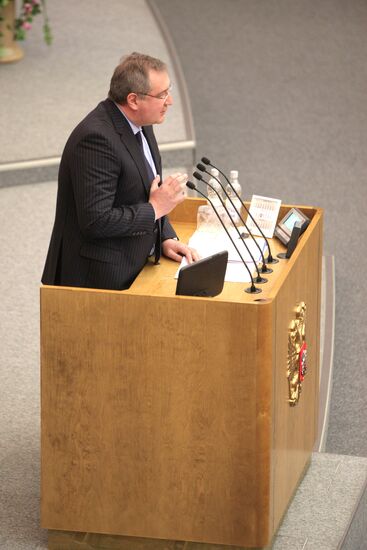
[287,302,307,406]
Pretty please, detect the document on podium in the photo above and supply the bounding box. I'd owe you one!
[176,228,267,283]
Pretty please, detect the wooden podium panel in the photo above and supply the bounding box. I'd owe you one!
[41,199,323,548]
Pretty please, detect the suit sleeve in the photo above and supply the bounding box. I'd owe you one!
[161,216,177,241]
[69,132,156,240]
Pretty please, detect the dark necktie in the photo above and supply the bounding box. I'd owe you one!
[135,130,155,184]
[135,130,161,264]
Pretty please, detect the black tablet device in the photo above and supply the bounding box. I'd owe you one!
[176,250,228,297]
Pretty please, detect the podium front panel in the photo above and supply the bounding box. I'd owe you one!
[41,198,323,548]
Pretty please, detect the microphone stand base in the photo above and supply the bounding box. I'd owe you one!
[245,286,262,294]
[255,276,268,284]
[277,253,288,260]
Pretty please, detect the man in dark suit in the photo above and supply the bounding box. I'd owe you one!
[42,52,197,291]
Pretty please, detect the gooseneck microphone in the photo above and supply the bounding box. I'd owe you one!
[201,157,278,264]
[186,181,261,294]
[196,162,272,275]
[192,171,267,285]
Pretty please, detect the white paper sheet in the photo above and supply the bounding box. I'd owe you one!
[175,228,268,283]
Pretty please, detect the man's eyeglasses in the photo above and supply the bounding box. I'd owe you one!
[138,84,173,101]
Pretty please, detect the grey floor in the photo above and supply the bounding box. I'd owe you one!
[0,0,188,163]
[1,0,367,548]
[0,182,54,549]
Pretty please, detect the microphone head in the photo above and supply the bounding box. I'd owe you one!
[196,162,206,172]
[201,157,210,165]
[186,180,196,190]
[193,171,203,181]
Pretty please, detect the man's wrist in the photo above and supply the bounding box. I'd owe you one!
[148,200,159,221]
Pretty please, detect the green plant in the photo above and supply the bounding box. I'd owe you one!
[0,0,52,46]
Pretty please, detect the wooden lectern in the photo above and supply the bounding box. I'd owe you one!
[40,199,323,549]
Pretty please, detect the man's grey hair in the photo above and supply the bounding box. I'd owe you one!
[108,52,167,104]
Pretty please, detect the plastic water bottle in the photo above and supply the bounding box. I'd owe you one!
[225,170,242,224]
[206,168,223,208]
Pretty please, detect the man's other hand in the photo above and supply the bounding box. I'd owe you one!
[162,239,199,264]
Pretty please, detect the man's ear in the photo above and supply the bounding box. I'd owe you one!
[126,92,139,111]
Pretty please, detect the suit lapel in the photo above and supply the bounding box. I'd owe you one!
[102,99,152,196]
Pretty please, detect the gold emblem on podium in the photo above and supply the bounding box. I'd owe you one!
[287,302,307,406]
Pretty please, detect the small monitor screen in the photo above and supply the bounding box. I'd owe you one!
[283,211,301,232]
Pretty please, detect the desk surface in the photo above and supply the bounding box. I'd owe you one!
[128,221,285,303]
[127,199,322,304]
[41,198,322,305]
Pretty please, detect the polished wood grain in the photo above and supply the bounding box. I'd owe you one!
[41,289,272,546]
[271,214,322,532]
[47,529,250,549]
[41,198,323,548]
[47,530,186,549]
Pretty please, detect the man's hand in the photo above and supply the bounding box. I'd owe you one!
[162,239,200,264]
[149,173,187,220]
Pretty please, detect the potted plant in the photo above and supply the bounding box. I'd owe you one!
[0,0,52,63]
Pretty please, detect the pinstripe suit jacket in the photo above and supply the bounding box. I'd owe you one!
[41,99,176,290]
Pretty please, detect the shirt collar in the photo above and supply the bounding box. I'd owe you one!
[114,103,141,135]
